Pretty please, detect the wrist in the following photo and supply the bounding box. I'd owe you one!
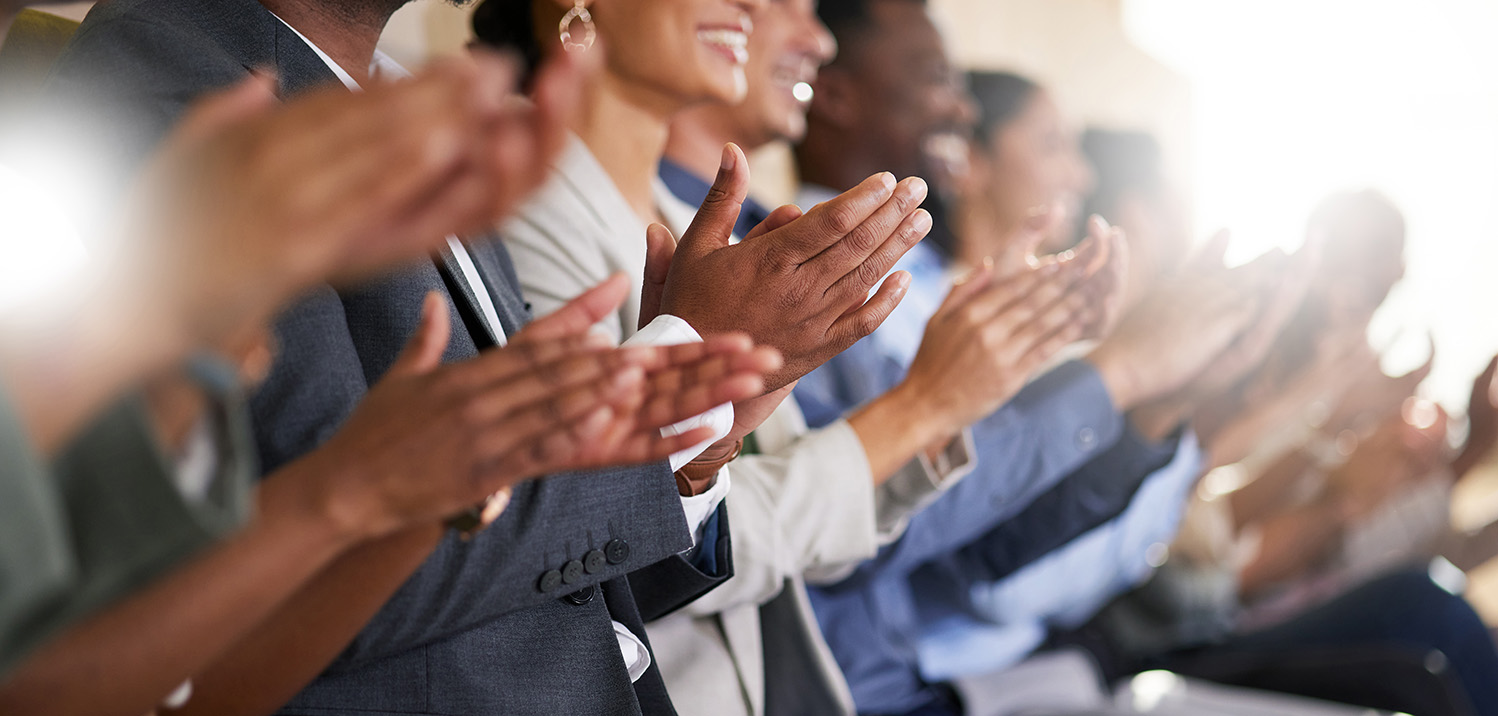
[1084,344,1142,411]
[258,456,370,556]
[676,438,740,496]
[849,384,954,485]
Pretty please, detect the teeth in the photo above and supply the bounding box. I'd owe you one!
[698,29,750,64]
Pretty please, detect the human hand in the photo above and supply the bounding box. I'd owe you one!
[1084,249,1278,411]
[895,250,1101,436]
[120,51,586,357]
[303,276,775,540]
[1455,354,1498,476]
[1187,245,1319,404]
[1325,400,1448,520]
[653,143,929,390]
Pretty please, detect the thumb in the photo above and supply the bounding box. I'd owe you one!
[676,143,751,258]
[639,223,677,330]
[389,292,451,377]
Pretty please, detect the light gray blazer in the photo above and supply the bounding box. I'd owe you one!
[503,138,974,716]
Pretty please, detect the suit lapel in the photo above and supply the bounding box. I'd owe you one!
[269,19,341,98]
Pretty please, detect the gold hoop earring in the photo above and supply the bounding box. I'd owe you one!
[559,0,596,53]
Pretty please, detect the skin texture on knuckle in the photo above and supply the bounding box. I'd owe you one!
[821,201,864,237]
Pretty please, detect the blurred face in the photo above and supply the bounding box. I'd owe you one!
[734,0,836,145]
[591,0,763,112]
[978,90,1093,235]
[836,0,976,182]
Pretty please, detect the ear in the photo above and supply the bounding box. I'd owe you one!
[806,65,861,130]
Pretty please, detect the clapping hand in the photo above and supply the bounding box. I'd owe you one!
[303,275,779,541]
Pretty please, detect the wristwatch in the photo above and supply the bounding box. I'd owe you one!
[675,438,743,496]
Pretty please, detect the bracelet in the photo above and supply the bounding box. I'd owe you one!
[675,438,743,496]
[444,487,514,541]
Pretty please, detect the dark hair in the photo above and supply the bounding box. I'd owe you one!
[471,0,545,83]
[966,70,1040,149]
[817,0,925,64]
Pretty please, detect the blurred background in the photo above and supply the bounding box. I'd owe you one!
[39,0,1498,613]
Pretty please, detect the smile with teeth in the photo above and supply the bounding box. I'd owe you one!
[699,28,750,65]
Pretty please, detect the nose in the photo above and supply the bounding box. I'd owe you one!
[734,0,767,16]
[803,14,837,64]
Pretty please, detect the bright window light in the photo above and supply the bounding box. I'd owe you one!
[1123,0,1498,408]
[0,164,87,313]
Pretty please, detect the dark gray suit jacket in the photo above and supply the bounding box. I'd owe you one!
[44,0,733,713]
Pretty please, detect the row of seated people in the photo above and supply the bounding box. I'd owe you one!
[0,0,1494,715]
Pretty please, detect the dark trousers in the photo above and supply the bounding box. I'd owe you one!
[1156,568,1498,715]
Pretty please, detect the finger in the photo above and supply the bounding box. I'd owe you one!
[933,259,998,319]
[173,72,280,143]
[475,366,646,463]
[997,203,1063,274]
[772,172,897,262]
[639,224,677,330]
[675,143,752,260]
[639,370,769,429]
[821,206,932,310]
[524,46,590,168]
[574,425,721,470]
[514,274,632,342]
[826,270,912,350]
[464,343,649,423]
[742,204,804,242]
[386,292,451,378]
[479,405,617,486]
[458,330,620,393]
[1001,292,1089,364]
[964,262,1069,327]
[806,177,927,279]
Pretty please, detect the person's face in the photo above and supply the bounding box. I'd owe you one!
[979,91,1093,236]
[1308,213,1406,331]
[734,0,836,145]
[591,0,765,112]
[837,0,976,182]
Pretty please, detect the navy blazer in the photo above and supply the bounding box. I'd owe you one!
[44,0,732,713]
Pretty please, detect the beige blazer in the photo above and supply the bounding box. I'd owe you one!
[503,137,972,716]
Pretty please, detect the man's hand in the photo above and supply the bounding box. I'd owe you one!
[654,143,930,391]
[302,276,777,541]
[122,51,587,356]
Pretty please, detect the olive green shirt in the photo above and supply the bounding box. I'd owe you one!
[0,360,255,675]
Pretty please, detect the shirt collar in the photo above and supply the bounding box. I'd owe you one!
[657,157,772,240]
[269,13,408,91]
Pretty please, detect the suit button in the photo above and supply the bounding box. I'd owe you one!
[605,539,630,565]
[563,585,596,606]
[562,559,585,585]
[1076,427,1097,450]
[537,569,563,593]
[585,549,608,574]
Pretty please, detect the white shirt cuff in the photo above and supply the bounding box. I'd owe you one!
[612,619,652,682]
[678,463,731,549]
[623,314,736,470]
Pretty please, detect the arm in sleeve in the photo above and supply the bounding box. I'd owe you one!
[825,360,1126,586]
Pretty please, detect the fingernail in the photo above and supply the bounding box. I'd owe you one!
[911,209,932,234]
[877,172,896,191]
[898,177,928,203]
[721,144,736,172]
